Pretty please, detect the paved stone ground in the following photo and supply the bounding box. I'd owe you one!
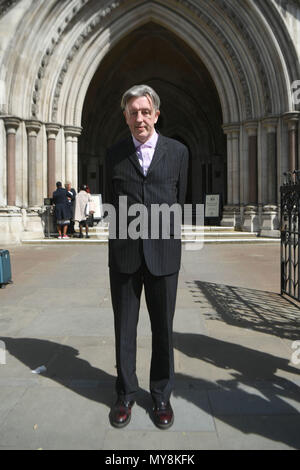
[0,243,299,450]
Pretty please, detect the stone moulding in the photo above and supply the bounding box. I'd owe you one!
[29,0,288,124]
[0,0,20,19]
[32,0,89,117]
[51,0,124,122]
[31,0,257,123]
[30,0,125,120]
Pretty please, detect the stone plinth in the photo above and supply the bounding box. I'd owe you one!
[260,205,280,238]
[242,205,259,233]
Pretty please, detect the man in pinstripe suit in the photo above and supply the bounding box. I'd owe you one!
[106,85,189,429]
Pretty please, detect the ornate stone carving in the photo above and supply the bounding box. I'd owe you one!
[32,0,88,117]
[31,0,275,122]
[0,0,20,19]
[31,0,125,120]
[51,0,124,122]
[175,0,253,117]
[216,0,272,113]
[176,0,273,116]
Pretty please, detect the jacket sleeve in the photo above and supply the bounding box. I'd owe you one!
[177,146,189,209]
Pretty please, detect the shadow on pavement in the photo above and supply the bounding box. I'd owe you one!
[173,331,300,449]
[187,280,300,340]
[0,337,156,425]
[1,334,300,448]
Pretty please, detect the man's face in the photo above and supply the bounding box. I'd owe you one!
[124,95,160,143]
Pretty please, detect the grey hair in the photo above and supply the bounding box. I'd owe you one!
[121,84,161,112]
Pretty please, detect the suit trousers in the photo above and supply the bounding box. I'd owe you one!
[109,258,179,404]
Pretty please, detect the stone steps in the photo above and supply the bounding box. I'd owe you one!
[22,225,280,245]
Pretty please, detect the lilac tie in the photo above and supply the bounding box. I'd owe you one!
[136,144,152,175]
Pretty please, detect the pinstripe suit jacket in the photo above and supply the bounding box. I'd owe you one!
[106,134,189,276]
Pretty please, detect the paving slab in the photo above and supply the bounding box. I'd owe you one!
[0,243,299,450]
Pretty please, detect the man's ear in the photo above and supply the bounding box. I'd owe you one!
[154,110,160,124]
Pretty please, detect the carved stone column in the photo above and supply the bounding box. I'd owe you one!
[264,118,278,204]
[283,112,300,176]
[4,117,20,207]
[64,126,82,190]
[243,121,259,232]
[221,124,241,228]
[23,120,44,240]
[46,124,60,197]
[261,117,280,237]
[25,120,42,207]
[0,117,22,243]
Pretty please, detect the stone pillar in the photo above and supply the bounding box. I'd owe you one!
[261,117,280,238]
[65,130,73,184]
[25,120,42,207]
[23,120,44,240]
[264,118,278,204]
[243,121,259,232]
[226,129,233,206]
[46,124,60,197]
[283,112,300,176]
[245,121,258,205]
[72,133,80,191]
[221,124,241,228]
[4,117,20,207]
[0,118,22,243]
[231,127,240,206]
[64,126,82,190]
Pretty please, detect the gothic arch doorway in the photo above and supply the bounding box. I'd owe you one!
[79,22,226,206]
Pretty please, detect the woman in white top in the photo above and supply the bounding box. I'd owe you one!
[74,184,93,238]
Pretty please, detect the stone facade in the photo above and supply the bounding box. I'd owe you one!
[0,0,300,243]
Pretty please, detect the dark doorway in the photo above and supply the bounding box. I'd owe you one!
[79,22,226,206]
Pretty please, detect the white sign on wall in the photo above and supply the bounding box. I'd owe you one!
[205,194,220,218]
[90,194,103,219]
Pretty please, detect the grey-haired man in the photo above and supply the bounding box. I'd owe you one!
[106,85,189,429]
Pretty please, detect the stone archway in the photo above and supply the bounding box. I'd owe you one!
[79,22,226,207]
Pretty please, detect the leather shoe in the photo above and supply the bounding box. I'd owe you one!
[153,401,174,430]
[110,399,134,428]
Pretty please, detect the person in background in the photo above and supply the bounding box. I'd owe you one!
[65,181,76,236]
[85,185,94,228]
[74,184,93,238]
[52,181,71,239]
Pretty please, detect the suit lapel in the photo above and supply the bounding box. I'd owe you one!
[126,133,167,177]
[146,134,167,176]
[126,137,145,177]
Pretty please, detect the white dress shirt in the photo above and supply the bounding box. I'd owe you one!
[132,131,159,176]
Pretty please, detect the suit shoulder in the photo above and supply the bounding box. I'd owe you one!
[162,135,188,153]
[106,137,134,169]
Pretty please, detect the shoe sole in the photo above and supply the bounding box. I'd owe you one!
[109,412,132,429]
[153,414,174,430]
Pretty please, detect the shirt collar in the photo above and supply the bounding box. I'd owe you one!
[132,130,158,149]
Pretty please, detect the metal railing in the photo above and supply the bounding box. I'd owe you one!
[281,171,300,302]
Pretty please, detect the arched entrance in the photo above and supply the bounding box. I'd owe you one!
[79,23,226,208]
